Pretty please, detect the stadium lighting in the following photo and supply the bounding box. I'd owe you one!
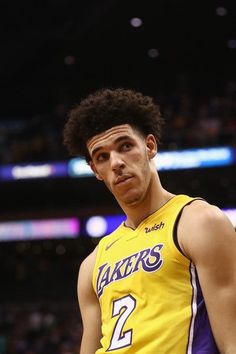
[148,48,159,58]
[216,7,227,16]
[130,17,143,27]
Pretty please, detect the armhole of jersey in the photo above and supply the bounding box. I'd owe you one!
[92,240,104,295]
[173,198,205,258]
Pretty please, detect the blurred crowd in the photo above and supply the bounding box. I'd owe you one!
[1,84,236,165]
[0,303,82,354]
[161,90,236,150]
[0,239,90,354]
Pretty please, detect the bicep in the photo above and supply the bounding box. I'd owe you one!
[78,250,102,354]
[185,207,236,287]
[180,204,236,353]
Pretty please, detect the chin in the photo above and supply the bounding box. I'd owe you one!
[120,191,144,207]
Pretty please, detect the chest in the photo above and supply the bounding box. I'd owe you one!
[95,222,188,298]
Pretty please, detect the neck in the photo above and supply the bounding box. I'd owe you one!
[119,171,175,229]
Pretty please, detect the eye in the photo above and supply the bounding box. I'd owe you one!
[96,152,109,162]
[120,143,132,152]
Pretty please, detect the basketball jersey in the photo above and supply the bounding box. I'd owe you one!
[92,194,219,354]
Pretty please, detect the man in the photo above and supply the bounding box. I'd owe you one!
[63,88,236,354]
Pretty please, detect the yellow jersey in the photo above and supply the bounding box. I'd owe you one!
[92,195,219,354]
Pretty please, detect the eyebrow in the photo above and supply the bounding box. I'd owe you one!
[91,135,133,158]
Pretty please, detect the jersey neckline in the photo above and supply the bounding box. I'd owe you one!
[120,194,187,233]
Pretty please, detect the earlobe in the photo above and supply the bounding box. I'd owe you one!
[96,174,103,181]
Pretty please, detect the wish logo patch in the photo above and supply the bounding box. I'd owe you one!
[145,221,165,233]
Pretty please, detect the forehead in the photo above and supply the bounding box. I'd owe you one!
[87,124,141,152]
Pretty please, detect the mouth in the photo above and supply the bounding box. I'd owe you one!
[114,175,133,185]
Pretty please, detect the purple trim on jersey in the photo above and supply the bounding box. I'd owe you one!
[173,198,204,257]
[187,263,220,354]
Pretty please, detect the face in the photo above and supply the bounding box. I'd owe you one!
[87,124,157,207]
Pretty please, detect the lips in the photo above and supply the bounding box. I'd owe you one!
[114,175,132,185]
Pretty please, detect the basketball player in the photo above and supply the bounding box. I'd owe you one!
[63,88,236,354]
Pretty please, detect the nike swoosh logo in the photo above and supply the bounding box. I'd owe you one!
[105,238,121,251]
[126,236,138,241]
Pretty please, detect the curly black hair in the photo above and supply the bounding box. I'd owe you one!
[63,88,164,161]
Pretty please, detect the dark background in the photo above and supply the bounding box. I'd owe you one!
[1,0,236,114]
[1,0,235,214]
[0,1,236,353]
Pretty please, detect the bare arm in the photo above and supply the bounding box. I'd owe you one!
[78,247,102,354]
[179,201,236,354]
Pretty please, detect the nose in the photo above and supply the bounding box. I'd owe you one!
[110,151,124,172]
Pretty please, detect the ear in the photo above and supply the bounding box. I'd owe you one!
[145,134,157,159]
[89,161,103,181]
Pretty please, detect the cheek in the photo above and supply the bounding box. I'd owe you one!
[103,178,112,190]
[97,167,113,188]
[94,164,107,179]
[133,153,149,174]
[137,160,152,188]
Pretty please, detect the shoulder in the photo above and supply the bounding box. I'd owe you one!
[78,247,98,297]
[178,200,236,263]
[79,246,98,276]
[181,199,227,228]
[180,199,232,231]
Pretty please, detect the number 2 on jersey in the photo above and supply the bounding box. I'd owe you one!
[107,294,136,351]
